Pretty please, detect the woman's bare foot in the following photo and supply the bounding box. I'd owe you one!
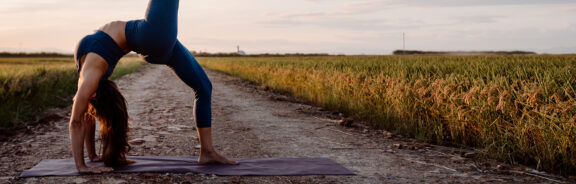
[195,127,238,165]
[198,150,238,165]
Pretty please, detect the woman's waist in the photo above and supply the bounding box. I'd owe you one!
[98,21,130,53]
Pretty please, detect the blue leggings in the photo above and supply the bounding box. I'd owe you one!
[125,0,212,128]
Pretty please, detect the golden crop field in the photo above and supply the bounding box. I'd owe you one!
[198,55,576,175]
[0,57,145,128]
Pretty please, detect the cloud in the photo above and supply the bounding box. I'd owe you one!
[455,15,506,24]
[259,1,403,30]
[299,0,576,9]
[0,0,64,14]
[387,0,576,7]
[326,1,393,15]
[260,10,426,30]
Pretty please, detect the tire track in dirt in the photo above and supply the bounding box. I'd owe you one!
[0,64,567,183]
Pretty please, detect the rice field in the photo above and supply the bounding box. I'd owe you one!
[0,57,145,129]
[198,55,576,176]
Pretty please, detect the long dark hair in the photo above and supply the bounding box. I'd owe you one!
[87,79,131,166]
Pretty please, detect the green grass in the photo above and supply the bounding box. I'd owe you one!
[198,55,576,176]
[0,57,146,129]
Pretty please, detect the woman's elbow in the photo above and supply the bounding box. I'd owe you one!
[69,119,84,131]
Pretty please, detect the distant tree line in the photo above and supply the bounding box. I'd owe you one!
[0,52,73,57]
[393,50,537,56]
[1,50,542,57]
[0,51,334,58]
[190,51,331,57]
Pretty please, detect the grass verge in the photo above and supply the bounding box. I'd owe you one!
[0,57,146,130]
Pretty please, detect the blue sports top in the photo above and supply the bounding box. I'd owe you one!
[74,31,127,79]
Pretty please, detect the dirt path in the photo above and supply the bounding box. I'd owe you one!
[0,65,569,183]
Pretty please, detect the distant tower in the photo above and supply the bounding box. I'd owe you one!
[237,45,246,56]
[403,32,405,50]
[402,32,405,55]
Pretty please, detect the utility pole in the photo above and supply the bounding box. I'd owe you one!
[402,32,405,55]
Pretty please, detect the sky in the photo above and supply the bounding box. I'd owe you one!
[0,0,575,55]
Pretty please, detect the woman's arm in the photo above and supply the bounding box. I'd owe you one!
[69,53,111,173]
[83,114,101,162]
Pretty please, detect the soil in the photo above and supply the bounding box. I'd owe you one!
[0,65,572,183]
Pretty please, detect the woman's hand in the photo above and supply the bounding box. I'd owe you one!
[77,165,114,174]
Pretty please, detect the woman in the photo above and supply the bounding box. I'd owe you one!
[70,0,237,174]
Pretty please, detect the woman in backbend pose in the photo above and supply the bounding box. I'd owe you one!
[70,0,237,173]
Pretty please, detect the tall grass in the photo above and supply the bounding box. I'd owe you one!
[0,57,145,129]
[198,55,576,175]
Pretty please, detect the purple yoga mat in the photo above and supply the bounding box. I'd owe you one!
[20,156,355,177]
